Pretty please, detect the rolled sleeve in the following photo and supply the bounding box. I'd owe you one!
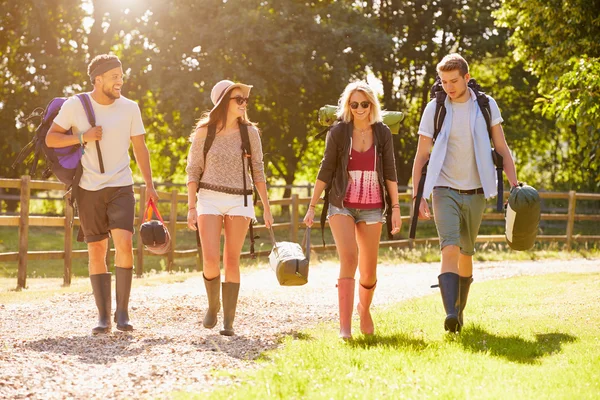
[248,126,266,183]
[417,100,437,138]
[488,96,504,127]
[185,129,206,186]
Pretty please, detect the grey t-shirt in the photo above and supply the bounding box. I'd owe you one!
[53,94,145,191]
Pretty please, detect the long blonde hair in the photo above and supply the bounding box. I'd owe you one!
[190,89,255,141]
[336,81,383,124]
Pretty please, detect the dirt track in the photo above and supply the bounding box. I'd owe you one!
[1,258,599,399]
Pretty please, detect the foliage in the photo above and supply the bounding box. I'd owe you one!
[495,0,600,191]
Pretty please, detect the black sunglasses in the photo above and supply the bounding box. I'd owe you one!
[350,101,370,109]
[231,96,249,105]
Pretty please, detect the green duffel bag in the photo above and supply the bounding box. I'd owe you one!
[505,183,541,251]
[318,105,404,134]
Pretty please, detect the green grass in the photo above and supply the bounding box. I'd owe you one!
[174,273,600,400]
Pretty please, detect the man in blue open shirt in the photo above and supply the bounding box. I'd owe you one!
[411,53,519,333]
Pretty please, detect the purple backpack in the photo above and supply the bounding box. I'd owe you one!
[13,94,104,187]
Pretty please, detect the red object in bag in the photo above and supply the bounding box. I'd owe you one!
[139,199,171,255]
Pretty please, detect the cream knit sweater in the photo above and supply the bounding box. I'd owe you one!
[186,126,266,195]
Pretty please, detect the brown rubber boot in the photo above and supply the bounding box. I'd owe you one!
[357,280,377,335]
[90,273,111,335]
[202,274,221,329]
[337,278,355,340]
[220,282,240,336]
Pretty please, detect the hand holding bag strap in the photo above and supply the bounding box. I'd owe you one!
[302,227,311,262]
[268,226,277,248]
[145,198,165,224]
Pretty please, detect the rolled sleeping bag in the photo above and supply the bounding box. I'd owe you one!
[505,183,541,251]
[318,105,404,134]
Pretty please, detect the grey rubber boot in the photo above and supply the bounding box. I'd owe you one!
[90,273,111,335]
[114,266,133,332]
[438,272,460,333]
[202,274,221,329]
[219,282,240,336]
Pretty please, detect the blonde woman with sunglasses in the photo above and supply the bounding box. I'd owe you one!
[186,80,273,336]
[304,81,402,339]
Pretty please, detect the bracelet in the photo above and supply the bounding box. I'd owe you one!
[78,132,85,154]
[309,204,316,209]
[391,204,400,209]
[188,207,196,211]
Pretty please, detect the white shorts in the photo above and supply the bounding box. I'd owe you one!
[196,189,256,221]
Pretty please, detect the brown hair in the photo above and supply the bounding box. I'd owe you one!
[436,53,469,76]
[191,90,255,140]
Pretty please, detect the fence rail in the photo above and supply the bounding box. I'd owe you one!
[1,177,599,290]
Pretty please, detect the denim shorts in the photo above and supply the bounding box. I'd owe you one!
[327,204,385,225]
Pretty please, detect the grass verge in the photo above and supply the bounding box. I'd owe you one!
[177,273,600,399]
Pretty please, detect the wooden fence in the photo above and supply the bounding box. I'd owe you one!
[1,177,599,290]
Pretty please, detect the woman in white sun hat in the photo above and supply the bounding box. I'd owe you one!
[186,79,273,336]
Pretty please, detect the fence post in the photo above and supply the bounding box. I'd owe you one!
[168,189,178,271]
[17,175,30,290]
[291,194,299,243]
[566,190,576,251]
[63,192,73,287]
[136,185,146,277]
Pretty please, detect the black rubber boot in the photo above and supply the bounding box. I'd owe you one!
[438,272,460,333]
[457,275,474,329]
[219,282,240,336]
[202,274,221,329]
[90,273,111,335]
[114,266,133,332]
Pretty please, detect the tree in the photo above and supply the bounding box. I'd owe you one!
[495,0,600,191]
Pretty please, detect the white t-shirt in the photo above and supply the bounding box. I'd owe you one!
[436,98,481,190]
[417,89,504,199]
[53,95,145,191]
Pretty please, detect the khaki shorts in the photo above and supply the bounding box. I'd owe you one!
[77,185,135,243]
[432,187,485,256]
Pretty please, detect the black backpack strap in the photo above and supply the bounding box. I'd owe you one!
[203,124,217,164]
[76,94,105,174]
[239,122,257,257]
[474,91,504,211]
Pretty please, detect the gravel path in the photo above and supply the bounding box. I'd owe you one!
[1,258,598,399]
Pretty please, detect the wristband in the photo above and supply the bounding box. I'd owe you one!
[79,132,85,154]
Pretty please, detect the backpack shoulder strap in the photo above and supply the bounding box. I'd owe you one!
[239,122,257,257]
[473,90,493,140]
[432,91,447,143]
[203,124,217,160]
[76,94,96,127]
[76,93,105,174]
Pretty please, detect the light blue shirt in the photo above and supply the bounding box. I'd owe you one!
[418,88,503,200]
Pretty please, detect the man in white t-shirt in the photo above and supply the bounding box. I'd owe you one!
[46,54,159,334]
[411,54,519,333]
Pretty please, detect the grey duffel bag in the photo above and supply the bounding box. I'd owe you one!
[269,227,310,286]
[505,183,541,251]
